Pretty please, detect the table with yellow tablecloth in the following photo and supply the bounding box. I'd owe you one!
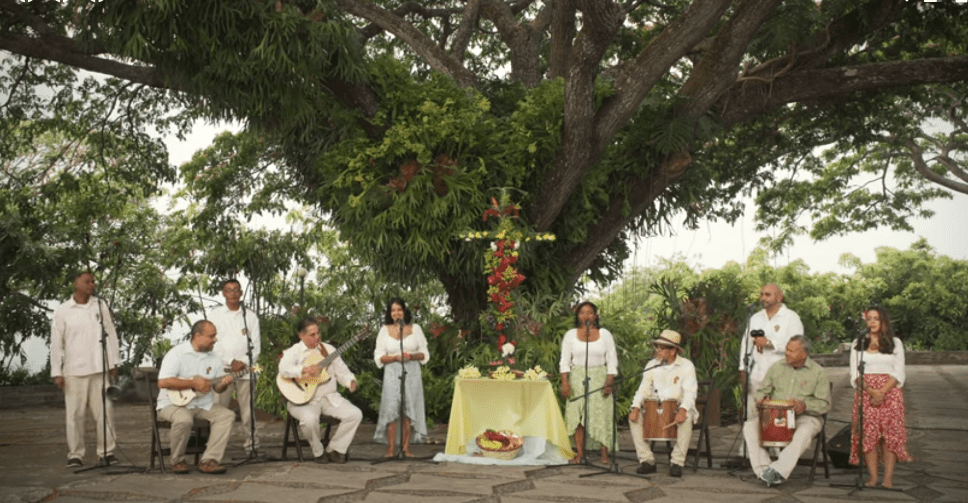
[445,378,574,459]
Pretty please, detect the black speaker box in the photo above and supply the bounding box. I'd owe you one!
[826,424,852,469]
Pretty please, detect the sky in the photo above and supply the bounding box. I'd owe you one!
[14,122,967,373]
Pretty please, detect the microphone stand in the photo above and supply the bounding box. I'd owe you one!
[726,304,757,471]
[76,296,139,475]
[582,361,667,479]
[236,301,271,464]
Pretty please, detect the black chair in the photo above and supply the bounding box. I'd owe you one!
[647,378,716,472]
[808,383,833,484]
[137,367,210,472]
[280,405,341,462]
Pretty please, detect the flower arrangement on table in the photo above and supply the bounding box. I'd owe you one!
[459,193,554,370]
[457,364,547,380]
[475,429,524,460]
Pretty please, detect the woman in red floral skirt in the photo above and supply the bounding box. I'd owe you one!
[849,306,912,488]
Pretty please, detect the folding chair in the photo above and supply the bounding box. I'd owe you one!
[138,368,210,471]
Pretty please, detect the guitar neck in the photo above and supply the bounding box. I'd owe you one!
[312,329,368,372]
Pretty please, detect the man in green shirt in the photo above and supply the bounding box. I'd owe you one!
[743,335,830,486]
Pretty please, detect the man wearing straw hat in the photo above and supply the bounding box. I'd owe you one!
[628,329,698,477]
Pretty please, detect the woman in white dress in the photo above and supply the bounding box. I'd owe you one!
[559,301,618,464]
[373,298,430,457]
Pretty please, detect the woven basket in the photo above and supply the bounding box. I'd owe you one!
[476,432,524,460]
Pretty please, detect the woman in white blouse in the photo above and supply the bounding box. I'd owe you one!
[373,298,430,458]
[849,306,912,488]
[559,301,618,464]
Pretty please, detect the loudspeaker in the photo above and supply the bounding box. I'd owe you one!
[826,424,852,469]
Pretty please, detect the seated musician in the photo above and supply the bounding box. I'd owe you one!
[278,317,362,463]
[627,330,697,478]
[742,335,831,486]
[156,320,237,474]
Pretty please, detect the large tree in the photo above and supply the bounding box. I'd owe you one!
[2,0,967,325]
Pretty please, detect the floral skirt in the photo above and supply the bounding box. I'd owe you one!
[850,373,912,465]
[565,365,614,450]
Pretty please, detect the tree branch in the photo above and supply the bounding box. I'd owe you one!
[722,57,968,127]
[0,32,172,90]
[336,0,478,88]
[450,0,482,63]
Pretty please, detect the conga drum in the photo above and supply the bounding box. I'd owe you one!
[758,399,795,447]
[642,399,678,440]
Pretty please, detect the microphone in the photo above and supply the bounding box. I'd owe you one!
[857,326,870,338]
[746,301,759,311]
[584,319,591,328]
[397,318,405,327]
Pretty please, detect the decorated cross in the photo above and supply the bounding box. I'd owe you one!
[460,194,554,366]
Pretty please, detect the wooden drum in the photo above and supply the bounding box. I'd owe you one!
[758,399,795,447]
[642,399,678,440]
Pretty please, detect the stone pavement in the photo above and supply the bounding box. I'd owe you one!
[1,365,966,503]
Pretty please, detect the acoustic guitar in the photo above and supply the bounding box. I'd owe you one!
[167,364,263,407]
[277,327,371,405]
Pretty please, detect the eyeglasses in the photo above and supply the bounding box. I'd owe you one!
[223,288,242,293]
[653,345,675,351]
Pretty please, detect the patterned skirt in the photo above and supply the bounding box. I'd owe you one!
[565,365,614,450]
[850,373,912,464]
[374,360,428,444]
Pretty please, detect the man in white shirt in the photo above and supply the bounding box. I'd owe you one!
[278,317,362,463]
[50,271,120,468]
[738,284,804,421]
[156,320,237,474]
[209,279,261,454]
[628,330,698,478]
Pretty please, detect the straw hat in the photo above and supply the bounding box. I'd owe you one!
[654,329,684,353]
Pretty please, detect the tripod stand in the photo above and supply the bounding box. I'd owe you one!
[75,295,139,475]
[234,301,273,465]
[579,373,640,479]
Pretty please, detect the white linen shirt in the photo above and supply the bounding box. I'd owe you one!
[373,324,430,369]
[210,304,261,378]
[279,341,356,406]
[849,337,905,388]
[738,304,804,384]
[559,328,619,374]
[156,341,226,410]
[50,296,120,378]
[631,356,700,424]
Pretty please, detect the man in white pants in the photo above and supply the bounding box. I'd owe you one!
[210,278,261,454]
[739,284,804,421]
[743,336,830,486]
[628,329,698,478]
[279,317,362,463]
[51,271,120,468]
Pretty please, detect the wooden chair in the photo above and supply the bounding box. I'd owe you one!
[137,368,210,472]
[647,378,716,472]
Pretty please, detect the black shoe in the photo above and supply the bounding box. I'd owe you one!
[636,462,656,474]
[314,455,328,464]
[67,458,83,468]
[100,454,118,465]
[327,450,347,464]
[669,464,682,477]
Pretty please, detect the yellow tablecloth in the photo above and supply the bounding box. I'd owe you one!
[445,378,574,458]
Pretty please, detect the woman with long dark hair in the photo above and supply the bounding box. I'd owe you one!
[558,301,618,464]
[373,298,429,457]
[849,306,912,488]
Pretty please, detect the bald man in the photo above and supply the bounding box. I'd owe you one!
[738,284,804,421]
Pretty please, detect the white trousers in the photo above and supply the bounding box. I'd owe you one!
[63,373,116,459]
[215,378,259,451]
[157,404,235,465]
[630,415,694,467]
[743,414,822,479]
[287,391,362,458]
